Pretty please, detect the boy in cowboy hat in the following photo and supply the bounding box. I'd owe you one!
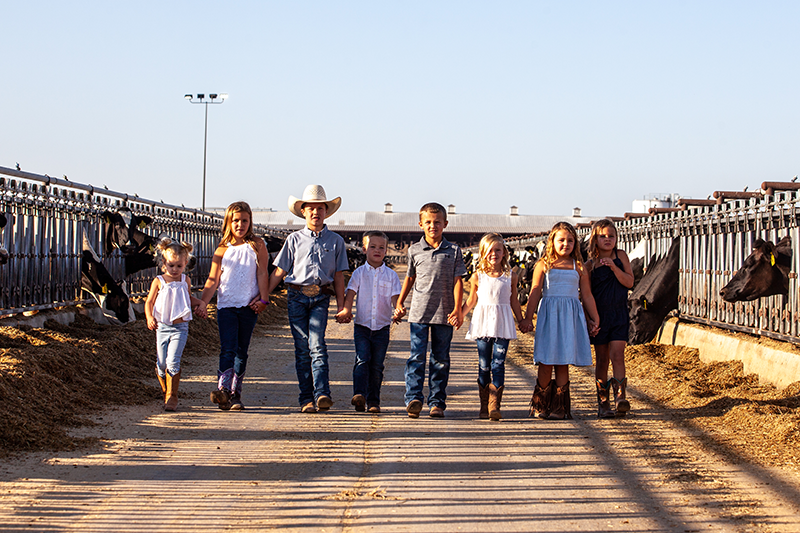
[266,185,349,413]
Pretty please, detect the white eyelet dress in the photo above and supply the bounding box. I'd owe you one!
[465,272,517,340]
[153,274,192,325]
[217,243,259,309]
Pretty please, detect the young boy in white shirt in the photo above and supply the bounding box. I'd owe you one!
[340,231,402,413]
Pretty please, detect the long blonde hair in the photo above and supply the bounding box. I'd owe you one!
[588,219,618,261]
[220,201,258,252]
[477,233,510,274]
[539,222,583,272]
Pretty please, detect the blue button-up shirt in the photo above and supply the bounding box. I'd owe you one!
[274,225,349,285]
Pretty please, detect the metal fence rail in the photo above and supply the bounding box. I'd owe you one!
[0,166,286,317]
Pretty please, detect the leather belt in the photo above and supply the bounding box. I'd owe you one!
[287,283,335,297]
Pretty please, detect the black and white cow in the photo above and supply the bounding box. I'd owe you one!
[102,209,162,276]
[720,236,792,302]
[628,237,680,345]
[0,213,8,265]
[81,232,135,324]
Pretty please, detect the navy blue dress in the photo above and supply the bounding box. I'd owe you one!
[590,250,629,344]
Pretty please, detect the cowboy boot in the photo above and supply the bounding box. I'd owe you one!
[230,373,245,410]
[488,384,504,421]
[478,382,490,419]
[547,381,571,420]
[211,368,233,410]
[529,379,554,419]
[611,377,631,416]
[156,372,167,403]
[165,371,181,411]
[596,379,615,419]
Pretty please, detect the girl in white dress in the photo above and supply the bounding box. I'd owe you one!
[145,238,206,411]
[460,233,523,421]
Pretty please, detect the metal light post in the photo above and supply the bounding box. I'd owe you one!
[185,93,228,210]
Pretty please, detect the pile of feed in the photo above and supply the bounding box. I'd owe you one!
[509,328,800,470]
[0,294,287,455]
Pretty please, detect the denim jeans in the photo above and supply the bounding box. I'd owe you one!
[156,321,189,377]
[405,322,453,409]
[353,324,390,406]
[287,290,331,405]
[217,306,258,393]
[475,337,509,388]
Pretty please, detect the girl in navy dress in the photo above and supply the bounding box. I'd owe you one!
[586,219,634,418]
[519,222,600,420]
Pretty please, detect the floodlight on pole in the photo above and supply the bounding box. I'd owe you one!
[185,93,228,211]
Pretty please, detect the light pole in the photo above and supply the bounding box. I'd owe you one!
[185,93,228,211]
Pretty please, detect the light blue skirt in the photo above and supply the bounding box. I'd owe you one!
[533,295,593,366]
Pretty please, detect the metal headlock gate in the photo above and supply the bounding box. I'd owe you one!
[0,166,287,317]
[616,193,800,345]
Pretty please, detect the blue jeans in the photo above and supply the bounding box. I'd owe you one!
[156,321,189,377]
[475,337,509,388]
[353,324,390,406]
[217,306,258,393]
[405,322,453,409]
[288,291,331,405]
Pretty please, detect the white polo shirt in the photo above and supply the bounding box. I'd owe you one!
[347,262,402,330]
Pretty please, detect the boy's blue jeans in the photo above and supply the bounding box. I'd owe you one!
[156,321,189,377]
[217,306,258,394]
[353,324,390,406]
[475,337,509,389]
[287,291,331,406]
[405,322,453,409]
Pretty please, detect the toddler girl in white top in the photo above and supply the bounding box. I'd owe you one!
[145,237,205,411]
[459,233,523,421]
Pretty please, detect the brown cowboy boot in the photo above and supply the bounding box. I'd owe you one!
[547,381,572,420]
[611,377,631,416]
[596,379,616,419]
[164,371,181,412]
[529,379,554,419]
[156,372,167,403]
[488,384,504,421]
[478,382,490,419]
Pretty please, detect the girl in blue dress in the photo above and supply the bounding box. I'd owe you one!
[519,222,600,419]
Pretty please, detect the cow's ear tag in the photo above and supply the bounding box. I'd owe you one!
[770,254,776,266]
[101,283,108,294]
[643,298,648,310]
[138,221,147,229]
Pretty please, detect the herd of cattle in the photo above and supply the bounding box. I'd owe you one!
[484,234,793,345]
[0,208,793,344]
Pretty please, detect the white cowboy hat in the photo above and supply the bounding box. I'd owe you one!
[288,184,342,218]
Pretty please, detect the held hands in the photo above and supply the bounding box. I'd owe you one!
[447,309,463,329]
[192,302,208,319]
[392,305,407,324]
[335,308,352,324]
[248,296,269,315]
[518,317,534,334]
[587,319,600,337]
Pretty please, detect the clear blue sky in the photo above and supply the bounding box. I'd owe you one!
[3,1,799,218]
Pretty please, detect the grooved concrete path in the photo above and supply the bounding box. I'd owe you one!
[1,309,799,532]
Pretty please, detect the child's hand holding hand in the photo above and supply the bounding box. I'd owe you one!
[335,308,352,323]
[447,310,463,329]
[587,319,600,337]
[193,302,208,319]
[393,305,406,323]
[518,318,533,334]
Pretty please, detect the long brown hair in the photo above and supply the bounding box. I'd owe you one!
[220,201,258,252]
[588,219,618,261]
[539,221,583,272]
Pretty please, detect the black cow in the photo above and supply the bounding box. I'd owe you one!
[81,233,134,324]
[463,251,475,281]
[628,237,680,345]
[102,209,158,276]
[0,213,8,265]
[720,236,792,302]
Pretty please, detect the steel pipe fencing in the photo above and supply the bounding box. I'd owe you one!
[0,166,286,317]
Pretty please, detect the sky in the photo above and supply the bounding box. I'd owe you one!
[3,1,799,219]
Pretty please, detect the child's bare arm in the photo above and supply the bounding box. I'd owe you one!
[510,271,524,323]
[394,275,414,320]
[144,278,160,330]
[461,275,480,316]
[520,262,545,333]
[578,266,601,335]
[199,246,225,305]
[267,266,288,294]
[336,288,356,323]
[448,276,464,328]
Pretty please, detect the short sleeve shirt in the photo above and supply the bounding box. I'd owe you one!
[346,263,402,330]
[273,225,349,285]
[406,236,467,324]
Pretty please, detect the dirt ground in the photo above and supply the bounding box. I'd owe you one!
[1,280,800,531]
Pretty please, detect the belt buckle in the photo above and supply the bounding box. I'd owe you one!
[301,285,320,297]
